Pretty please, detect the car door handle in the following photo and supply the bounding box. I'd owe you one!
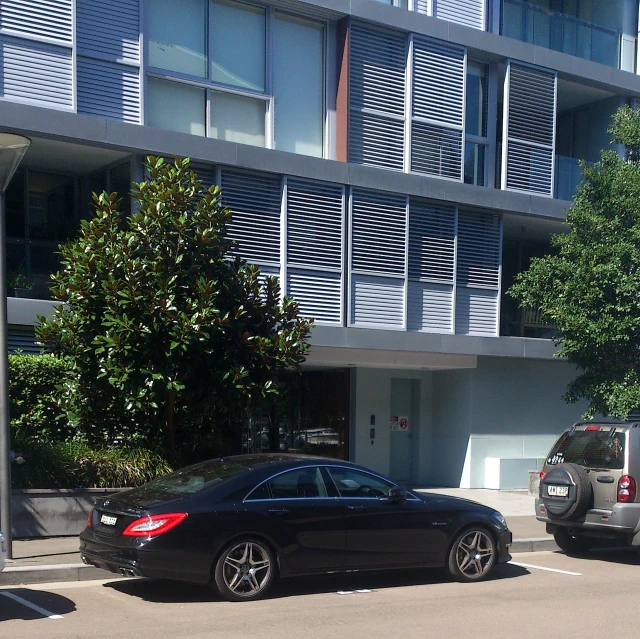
[268,508,290,516]
[347,505,367,512]
[596,476,614,483]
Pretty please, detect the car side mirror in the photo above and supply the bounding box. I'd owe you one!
[386,486,407,503]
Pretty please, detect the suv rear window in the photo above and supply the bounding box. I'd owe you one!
[547,430,626,470]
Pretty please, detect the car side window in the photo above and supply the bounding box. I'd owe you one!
[250,467,328,500]
[243,481,271,501]
[326,467,395,498]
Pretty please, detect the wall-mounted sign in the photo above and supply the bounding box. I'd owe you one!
[390,416,409,432]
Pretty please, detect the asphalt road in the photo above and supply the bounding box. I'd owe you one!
[1,548,639,639]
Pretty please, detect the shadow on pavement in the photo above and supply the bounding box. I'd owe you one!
[105,563,530,603]
[0,588,76,622]
[558,546,640,566]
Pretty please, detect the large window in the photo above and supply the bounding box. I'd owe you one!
[145,0,326,157]
[464,63,488,186]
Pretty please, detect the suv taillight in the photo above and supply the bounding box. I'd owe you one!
[538,470,546,497]
[617,476,637,503]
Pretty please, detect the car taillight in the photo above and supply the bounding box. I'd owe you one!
[538,470,546,496]
[585,425,601,431]
[87,508,93,528]
[121,513,188,537]
[539,471,546,480]
[617,476,637,503]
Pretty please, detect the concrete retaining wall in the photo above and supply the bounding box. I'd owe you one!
[11,488,123,538]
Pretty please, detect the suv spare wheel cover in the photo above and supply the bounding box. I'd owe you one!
[541,463,593,520]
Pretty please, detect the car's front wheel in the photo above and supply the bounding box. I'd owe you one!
[447,527,497,583]
[213,538,276,601]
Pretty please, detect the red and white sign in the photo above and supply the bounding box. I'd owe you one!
[390,416,409,432]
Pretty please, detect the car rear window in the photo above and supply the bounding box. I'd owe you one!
[131,458,254,498]
[547,430,626,470]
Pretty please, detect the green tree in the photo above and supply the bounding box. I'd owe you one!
[37,156,313,452]
[510,105,640,419]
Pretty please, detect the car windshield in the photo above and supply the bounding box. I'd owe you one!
[547,430,626,470]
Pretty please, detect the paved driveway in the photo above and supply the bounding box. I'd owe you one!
[1,547,639,639]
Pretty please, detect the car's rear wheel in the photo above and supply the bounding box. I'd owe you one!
[447,527,497,583]
[553,528,592,556]
[213,538,276,602]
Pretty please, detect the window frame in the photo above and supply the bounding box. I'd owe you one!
[143,0,328,157]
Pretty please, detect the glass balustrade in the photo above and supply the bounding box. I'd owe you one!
[502,0,620,68]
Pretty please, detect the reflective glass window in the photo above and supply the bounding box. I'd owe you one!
[210,91,266,146]
[210,0,265,91]
[273,14,324,157]
[147,77,206,136]
[147,0,207,77]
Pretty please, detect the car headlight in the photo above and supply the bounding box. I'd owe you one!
[491,511,507,529]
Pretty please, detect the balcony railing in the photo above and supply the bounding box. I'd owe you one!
[502,0,620,68]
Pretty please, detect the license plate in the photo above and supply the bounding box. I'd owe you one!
[100,514,117,526]
[548,485,569,497]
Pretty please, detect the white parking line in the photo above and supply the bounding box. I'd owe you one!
[0,591,64,619]
[509,560,581,576]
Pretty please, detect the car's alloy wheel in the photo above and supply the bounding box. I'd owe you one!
[448,528,496,583]
[213,538,275,601]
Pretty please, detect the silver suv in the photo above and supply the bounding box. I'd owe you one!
[535,421,640,554]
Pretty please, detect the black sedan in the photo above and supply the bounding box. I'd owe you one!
[80,454,512,601]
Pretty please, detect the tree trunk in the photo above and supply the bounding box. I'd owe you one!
[164,389,176,451]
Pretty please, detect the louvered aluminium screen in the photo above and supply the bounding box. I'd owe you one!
[407,200,455,332]
[408,200,455,283]
[0,0,72,45]
[1,39,73,108]
[220,171,282,266]
[349,24,406,171]
[77,57,141,123]
[411,38,465,180]
[351,189,407,277]
[287,269,342,324]
[286,179,343,324]
[351,274,405,327]
[191,164,217,191]
[77,0,140,63]
[455,288,498,336]
[286,179,343,269]
[434,0,485,30]
[456,209,501,289]
[8,327,40,355]
[504,62,557,196]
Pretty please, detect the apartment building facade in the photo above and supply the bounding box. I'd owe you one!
[2,0,638,487]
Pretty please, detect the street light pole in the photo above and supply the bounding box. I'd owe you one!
[0,133,31,559]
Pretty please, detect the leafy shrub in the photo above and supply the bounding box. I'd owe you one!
[9,353,72,440]
[11,438,173,489]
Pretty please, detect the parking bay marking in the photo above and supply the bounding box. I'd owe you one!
[509,560,581,576]
[0,591,64,619]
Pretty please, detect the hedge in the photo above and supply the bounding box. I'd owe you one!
[9,353,71,440]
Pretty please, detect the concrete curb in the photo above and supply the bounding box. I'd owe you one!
[0,563,119,586]
[0,538,559,586]
[510,538,559,554]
